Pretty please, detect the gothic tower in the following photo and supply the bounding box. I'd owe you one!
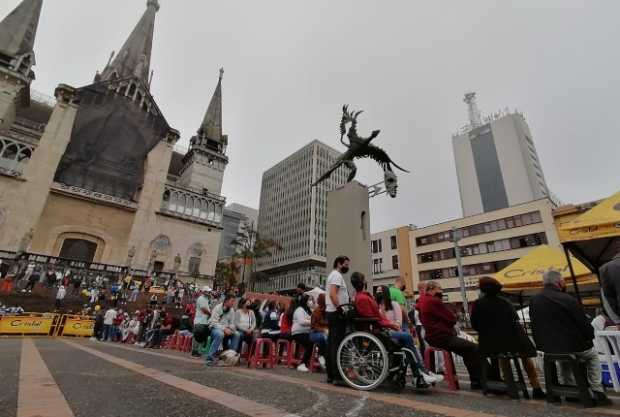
[179,69,229,195]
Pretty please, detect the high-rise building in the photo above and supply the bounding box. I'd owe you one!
[218,203,258,259]
[452,93,550,217]
[255,140,350,293]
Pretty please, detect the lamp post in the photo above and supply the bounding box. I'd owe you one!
[452,227,470,327]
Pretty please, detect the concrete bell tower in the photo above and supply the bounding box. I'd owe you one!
[179,69,228,195]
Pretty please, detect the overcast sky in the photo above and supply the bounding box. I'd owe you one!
[4,0,619,232]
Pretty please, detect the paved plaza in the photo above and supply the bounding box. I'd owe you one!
[2,337,620,417]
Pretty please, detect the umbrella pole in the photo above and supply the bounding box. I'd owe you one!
[564,246,583,305]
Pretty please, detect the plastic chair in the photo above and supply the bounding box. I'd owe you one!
[248,338,275,369]
[308,344,322,373]
[274,339,290,366]
[480,353,529,399]
[287,340,305,369]
[596,330,620,393]
[424,346,459,390]
[543,353,594,407]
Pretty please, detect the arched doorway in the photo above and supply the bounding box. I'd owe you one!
[58,238,98,263]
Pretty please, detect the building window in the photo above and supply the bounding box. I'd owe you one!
[373,258,383,274]
[59,239,98,263]
[392,255,399,270]
[371,239,383,254]
[390,236,397,250]
[188,257,201,276]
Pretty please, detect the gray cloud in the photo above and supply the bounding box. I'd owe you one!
[6,0,619,231]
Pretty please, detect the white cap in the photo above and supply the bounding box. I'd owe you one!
[201,285,212,292]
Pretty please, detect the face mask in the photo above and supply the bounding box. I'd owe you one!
[434,292,443,299]
[341,266,350,274]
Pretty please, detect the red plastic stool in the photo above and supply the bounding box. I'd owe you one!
[308,344,322,373]
[240,341,251,362]
[181,335,192,352]
[424,346,459,390]
[248,338,275,369]
[274,339,290,366]
[287,340,305,369]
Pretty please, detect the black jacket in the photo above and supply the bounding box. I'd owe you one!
[601,255,620,320]
[471,294,536,357]
[530,286,594,354]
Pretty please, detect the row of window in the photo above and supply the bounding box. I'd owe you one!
[419,259,517,281]
[417,232,548,263]
[372,255,399,274]
[371,235,398,253]
[416,211,543,246]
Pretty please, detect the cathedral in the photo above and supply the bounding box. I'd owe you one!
[0,0,229,283]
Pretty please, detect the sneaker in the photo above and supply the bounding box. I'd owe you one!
[415,376,430,389]
[318,356,326,368]
[297,364,309,372]
[428,371,444,383]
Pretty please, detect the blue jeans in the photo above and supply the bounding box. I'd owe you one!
[309,331,327,353]
[103,324,113,341]
[389,330,424,372]
[207,328,240,361]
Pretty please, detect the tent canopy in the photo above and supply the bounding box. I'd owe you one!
[495,244,597,291]
[560,191,620,270]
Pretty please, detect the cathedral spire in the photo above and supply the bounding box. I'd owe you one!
[199,68,223,140]
[100,0,159,86]
[0,0,42,61]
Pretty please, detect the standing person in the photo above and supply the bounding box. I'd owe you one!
[192,286,212,357]
[326,255,350,385]
[530,270,612,405]
[129,284,140,303]
[390,277,410,331]
[93,306,104,341]
[23,267,40,293]
[600,249,620,323]
[206,295,239,366]
[235,298,257,353]
[55,285,66,310]
[471,277,545,399]
[417,281,482,389]
[103,307,117,341]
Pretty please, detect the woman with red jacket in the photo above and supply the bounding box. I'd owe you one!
[416,280,482,389]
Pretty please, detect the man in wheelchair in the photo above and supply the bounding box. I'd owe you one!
[335,272,442,391]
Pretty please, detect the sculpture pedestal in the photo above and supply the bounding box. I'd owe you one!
[326,181,372,294]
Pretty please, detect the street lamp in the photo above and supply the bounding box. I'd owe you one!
[451,227,470,327]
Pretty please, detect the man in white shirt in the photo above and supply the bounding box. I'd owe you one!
[103,307,117,341]
[326,255,350,384]
[191,286,212,357]
[55,285,66,310]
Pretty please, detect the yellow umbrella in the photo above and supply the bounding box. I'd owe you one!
[560,191,620,243]
[495,245,597,291]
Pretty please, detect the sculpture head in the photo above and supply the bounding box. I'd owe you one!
[384,170,398,198]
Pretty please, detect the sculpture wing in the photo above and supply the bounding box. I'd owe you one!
[356,145,409,173]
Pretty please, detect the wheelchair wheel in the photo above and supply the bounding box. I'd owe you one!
[337,331,389,390]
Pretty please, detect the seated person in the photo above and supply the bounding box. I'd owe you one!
[310,294,328,368]
[235,298,257,353]
[206,295,240,366]
[417,280,482,390]
[351,272,441,387]
[530,270,612,405]
[471,277,545,399]
[149,310,174,348]
[290,294,324,372]
[260,301,281,341]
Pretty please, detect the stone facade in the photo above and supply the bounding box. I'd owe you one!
[0,1,229,283]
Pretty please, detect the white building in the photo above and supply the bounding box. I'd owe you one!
[453,93,550,217]
[255,140,350,292]
[370,228,402,289]
[410,199,560,304]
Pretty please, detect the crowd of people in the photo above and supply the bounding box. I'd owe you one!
[2,248,619,406]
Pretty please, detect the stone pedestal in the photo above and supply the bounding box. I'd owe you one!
[326,181,372,294]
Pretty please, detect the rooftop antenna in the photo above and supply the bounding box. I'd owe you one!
[463,92,482,128]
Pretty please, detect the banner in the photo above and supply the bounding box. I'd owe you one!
[0,316,54,335]
[62,318,94,337]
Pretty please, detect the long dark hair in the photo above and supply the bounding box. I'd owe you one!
[375,285,393,311]
[286,294,310,322]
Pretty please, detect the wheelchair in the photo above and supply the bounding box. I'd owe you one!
[335,305,420,391]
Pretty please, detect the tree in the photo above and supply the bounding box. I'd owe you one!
[214,260,239,290]
[230,222,280,289]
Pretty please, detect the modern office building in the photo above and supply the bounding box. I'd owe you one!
[452,93,550,217]
[217,204,258,259]
[410,199,560,304]
[370,225,416,293]
[255,140,350,293]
